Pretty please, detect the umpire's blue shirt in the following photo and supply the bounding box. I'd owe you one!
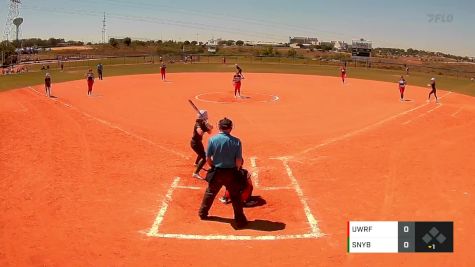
[207,132,242,168]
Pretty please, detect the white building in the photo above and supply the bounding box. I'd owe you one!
[289,36,319,45]
[333,41,348,51]
[207,38,222,53]
[245,40,285,46]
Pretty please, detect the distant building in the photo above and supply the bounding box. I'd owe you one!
[207,38,222,53]
[244,40,285,46]
[333,41,348,51]
[289,36,319,45]
[319,41,334,47]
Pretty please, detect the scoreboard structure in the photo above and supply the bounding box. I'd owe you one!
[348,221,453,253]
[351,39,372,61]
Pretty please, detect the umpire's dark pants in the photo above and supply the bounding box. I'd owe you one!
[199,168,247,223]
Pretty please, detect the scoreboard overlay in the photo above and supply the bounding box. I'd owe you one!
[347,221,453,253]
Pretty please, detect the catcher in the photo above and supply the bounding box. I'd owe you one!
[219,168,257,207]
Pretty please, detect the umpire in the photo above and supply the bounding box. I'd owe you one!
[198,117,248,228]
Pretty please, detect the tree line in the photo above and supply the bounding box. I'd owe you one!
[373,47,472,61]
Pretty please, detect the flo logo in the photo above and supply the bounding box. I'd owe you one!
[422,227,446,244]
[415,222,453,252]
[427,14,454,23]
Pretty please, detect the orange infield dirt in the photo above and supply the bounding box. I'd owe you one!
[1,73,474,266]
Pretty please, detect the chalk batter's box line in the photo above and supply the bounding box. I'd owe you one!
[176,185,294,191]
[146,156,323,240]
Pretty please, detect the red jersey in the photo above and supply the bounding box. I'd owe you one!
[86,72,94,80]
[233,73,242,83]
[399,79,406,88]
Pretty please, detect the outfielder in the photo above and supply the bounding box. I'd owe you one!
[340,66,347,84]
[160,63,167,81]
[44,73,51,97]
[428,77,439,103]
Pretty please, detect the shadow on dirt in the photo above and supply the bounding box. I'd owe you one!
[204,215,285,232]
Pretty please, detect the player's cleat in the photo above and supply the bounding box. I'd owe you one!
[244,200,258,207]
[233,219,248,229]
[219,196,230,204]
[192,173,204,180]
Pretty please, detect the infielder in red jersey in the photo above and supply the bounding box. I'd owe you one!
[398,75,407,101]
[233,71,243,98]
[86,69,94,96]
[160,63,166,81]
[340,66,347,84]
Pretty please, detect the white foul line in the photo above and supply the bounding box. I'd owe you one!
[401,104,443,125]
[27,86,189,160]
[296,91,453,156]
[278,157,322,236]
[147,177,181,236]
[451,107,463,117]
[250,156,259,187]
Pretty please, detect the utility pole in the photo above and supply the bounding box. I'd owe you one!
[102,12,107,44]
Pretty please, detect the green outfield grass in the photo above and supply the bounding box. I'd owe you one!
[1,62,474,96]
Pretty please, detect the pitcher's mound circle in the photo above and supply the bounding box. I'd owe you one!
[195,92,279,104]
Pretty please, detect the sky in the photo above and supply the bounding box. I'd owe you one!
[1,0,474,56]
